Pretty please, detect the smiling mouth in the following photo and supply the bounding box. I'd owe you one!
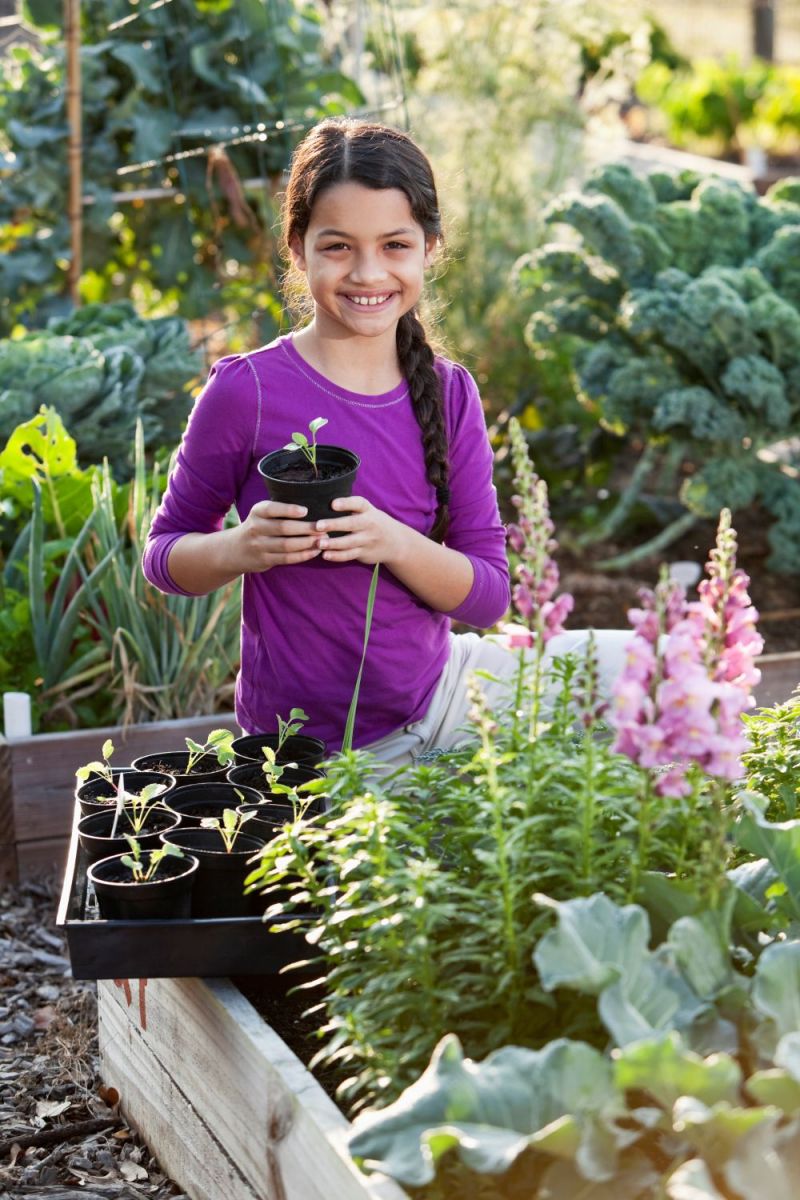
[343,293,394,307]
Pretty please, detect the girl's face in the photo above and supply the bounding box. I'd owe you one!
[289,181,436,343]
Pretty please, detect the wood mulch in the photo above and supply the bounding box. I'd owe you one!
[0,878,185,1200]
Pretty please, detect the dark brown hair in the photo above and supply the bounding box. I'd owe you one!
[282,118,450,542]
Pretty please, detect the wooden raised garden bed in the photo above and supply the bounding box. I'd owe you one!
[97,976,409,1200]
[0,712,238,884]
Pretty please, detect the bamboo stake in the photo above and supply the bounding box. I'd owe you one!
[65,0,82,306]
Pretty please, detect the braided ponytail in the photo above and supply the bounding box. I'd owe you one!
[396,310,449,543]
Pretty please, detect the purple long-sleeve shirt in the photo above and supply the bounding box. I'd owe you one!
[143,334,510,750]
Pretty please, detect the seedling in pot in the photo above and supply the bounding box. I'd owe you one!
[110,780,169,841]
[75,739,116,787]
[200,806,256,852]
[276,707,309,752]
[284,418,328,479]
[184,728,236,773]
[120,836,185,883]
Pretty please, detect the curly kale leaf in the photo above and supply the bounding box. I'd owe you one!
[514,245,622,308]
[653,386,747,444]
[764,178,800,208]
[680,457,759,517]
[584,162,658,223]
[750,292,800,373]
[753,226,800,308]
[544,193,647,286]
[647,168,702,204]
[578,345,682,432]
[721,354,791,429]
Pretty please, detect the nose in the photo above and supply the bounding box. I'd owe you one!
[348,249,387,285]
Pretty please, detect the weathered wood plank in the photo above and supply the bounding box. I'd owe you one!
[0,737,15,883]
[4,713,239,879]
[755,652,800,709]
[98,977,408,1200]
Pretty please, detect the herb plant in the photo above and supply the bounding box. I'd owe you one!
[284,417,328,478]
[120,837,185,883]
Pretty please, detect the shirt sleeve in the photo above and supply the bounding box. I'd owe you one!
[438,361,511,628]
[141,354,262,595]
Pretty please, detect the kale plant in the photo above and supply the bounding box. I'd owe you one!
[517,164,800,572]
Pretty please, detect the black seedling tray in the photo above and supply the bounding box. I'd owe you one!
[56,807,311,980]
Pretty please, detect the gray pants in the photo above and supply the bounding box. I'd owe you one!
[361,628,631,769]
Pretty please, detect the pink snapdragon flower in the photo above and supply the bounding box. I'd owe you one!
[609,510,762,793]
[505,418,574,645]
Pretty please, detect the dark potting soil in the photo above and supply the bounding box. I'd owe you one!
[232,971,350,1113]
[270,460,350,483]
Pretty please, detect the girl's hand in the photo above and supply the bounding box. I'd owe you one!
[235,500,323,570]
[315,496,407,565]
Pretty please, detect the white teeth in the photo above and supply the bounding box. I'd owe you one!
[350,294,389,306]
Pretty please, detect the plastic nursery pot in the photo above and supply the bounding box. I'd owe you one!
[88,851,199,921]
[77,805,182,865]
[160,828,266,919]
[257,445,360,529]
[226,762,325,801]
[231,732,327,767]
[131,750,231,788]
[76,769,176,818]
[167,781,264,827]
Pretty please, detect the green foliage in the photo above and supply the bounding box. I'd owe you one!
[246,646,731,1114]
[0,302,200,475]
[636,55,800,161]
[0,0,364,332]
[741,691,800,822]
[522,163,800,569]
[0,407,240,730]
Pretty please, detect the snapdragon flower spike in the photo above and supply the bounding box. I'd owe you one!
[610,511,762,795]
[504,418,574,646]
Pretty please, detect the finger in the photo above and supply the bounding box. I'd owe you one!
[275,546,323,565]
[330,495,368,515]
[250,499,309,520]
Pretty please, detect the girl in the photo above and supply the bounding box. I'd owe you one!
[143,118,626,763]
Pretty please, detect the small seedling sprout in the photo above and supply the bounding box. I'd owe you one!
[199,806,255,852]
[120,836,184,883]
[110,780,169,841]
[276,707,309,752]
[284,418,328,478]
[184,728,236,773]
[75,738,115,786]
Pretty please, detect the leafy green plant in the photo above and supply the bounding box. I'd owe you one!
[0,303,200,476]
[276,707,310,751]
[110,780,170,839]
[284,417,328,477]
[184,728,236,773]
[518,163,800,570]
[120,836,185,883]
[75,738,116,788]
[199,805,256,852]
[741,689,800,822]
[0,0,365,333]
[637,55,800,162]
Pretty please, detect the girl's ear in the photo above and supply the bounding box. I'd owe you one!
[288,233,307,272]
[423,236,438,269]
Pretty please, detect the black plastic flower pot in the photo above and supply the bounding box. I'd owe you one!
[226,762,324,801]
[77,769,176,818]
[77,805,182,865]
[88,851,199,921]
[167,781,264,826]
[159,828,266,918]
[131,750,231,788]
[231,732,327,767]
[257,445,360,528]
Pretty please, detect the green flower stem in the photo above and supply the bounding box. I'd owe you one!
[596,510,698,572]
[630,776,655,902]
[511,646,526,750]
[579,726,597,893]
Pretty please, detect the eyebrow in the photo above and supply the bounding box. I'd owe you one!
[315,227,416,239]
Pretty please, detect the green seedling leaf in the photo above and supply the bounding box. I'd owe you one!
[185,738,204,755]
[613,1032,741,1109]
[308,417,328,435]
[533,892,651,995]
[348,1033,628,1187]
[291,432,309,448]
[222,807,238,832]
[101,739,114,760]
